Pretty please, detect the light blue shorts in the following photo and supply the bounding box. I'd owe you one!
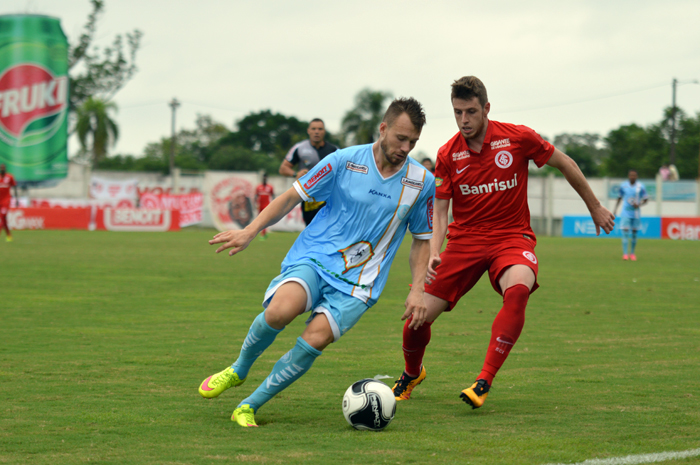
[620,217,641,231]
[263,262,370,342]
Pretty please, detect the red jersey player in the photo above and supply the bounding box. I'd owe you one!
[392,76,615,409]
[254,174,274,239]
[0,164,18,242]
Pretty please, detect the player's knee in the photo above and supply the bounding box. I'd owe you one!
[264,305,300,329]
[302,316,334,351]
[503,284,530,307]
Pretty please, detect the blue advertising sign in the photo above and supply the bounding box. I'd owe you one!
[562,215,661,239]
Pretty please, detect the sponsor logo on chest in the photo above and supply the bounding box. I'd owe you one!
[459,173,518,196]
[401,177,424,190]
[452,151,470,161]
[369,189,391,200]
[345,161,368,174]
[490,138,511,150]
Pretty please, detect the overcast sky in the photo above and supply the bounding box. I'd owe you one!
[12,0,700,160]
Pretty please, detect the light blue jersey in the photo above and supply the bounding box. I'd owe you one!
[283,143,435,307]
[619,181,648,219]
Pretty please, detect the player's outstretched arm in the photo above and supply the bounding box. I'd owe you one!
[425,198,450,284]
[402,238,430,329]
[209,187,302,256]
[546,148,615,235]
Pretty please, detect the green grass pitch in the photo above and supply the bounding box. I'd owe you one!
[1,230,699,464]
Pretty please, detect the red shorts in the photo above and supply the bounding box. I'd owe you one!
[425,234,539,310]
[0,200,10,215]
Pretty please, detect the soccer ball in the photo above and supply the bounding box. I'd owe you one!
[342,379,396,431]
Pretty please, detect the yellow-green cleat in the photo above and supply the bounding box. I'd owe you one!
[199,367,245,398]
[232,404,258,427]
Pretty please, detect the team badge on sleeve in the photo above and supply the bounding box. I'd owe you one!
[435,177,443,187]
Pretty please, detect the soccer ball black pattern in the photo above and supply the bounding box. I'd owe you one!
[342,379,396,431]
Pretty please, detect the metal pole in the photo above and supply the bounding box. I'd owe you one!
[670,78,677,165]
[169,98,180,185]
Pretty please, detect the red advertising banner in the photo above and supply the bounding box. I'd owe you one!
[138,192,202,227]
[30,198,136,208]
[6,207,180,232]
[7,207,92,230]
[661,217,700,240]
[95,208,180,232]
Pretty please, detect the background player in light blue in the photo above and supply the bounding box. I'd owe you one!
[613,169,648,261]
[198,98,436,427]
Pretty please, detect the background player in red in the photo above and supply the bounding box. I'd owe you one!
[254,173,275,240]
[392,76,615,409]
[0,164,18,242]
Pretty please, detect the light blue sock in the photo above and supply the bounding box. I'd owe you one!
[622,231,630,255]
[239,337,322,411]
[231,312,283,379]
[630,231,638,254]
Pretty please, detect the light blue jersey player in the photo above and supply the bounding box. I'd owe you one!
[614,169,648,260]
[198,98,435,427]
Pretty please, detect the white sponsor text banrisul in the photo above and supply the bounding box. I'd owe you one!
[459,173,518,195]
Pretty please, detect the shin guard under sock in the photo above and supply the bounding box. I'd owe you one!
[232,311,283,379]
[478,284,530,384]
[239,336,322,411]
[402,316,432,377]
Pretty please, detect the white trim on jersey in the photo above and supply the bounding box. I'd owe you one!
[351,163,426,302]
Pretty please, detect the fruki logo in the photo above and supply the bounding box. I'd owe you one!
[0,63,68,147]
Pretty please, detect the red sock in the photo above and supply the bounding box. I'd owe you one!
[402,316,432,377]
[478,284,530,385]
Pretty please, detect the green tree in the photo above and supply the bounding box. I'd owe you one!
[219,110,309,157]
[95,115,226,173]
[208,146,280,173]
[69,0,142,112]
[75,97,119,163]
[674,111,700,179]
[341,88,393,145]
[552,133,609,177]
[603,123,667,178]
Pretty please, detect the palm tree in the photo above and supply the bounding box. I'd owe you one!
[75,97,119,164]
[341,88,393,146]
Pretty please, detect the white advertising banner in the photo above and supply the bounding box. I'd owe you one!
[90,176,139,202]
[203,171,305,232]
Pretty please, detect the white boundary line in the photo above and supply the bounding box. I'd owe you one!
[544,448,700,465]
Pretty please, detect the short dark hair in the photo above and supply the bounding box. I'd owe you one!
[309,118,324,126]
[383,97,426,132]
[451,76,488,107]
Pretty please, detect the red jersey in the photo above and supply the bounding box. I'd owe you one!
[255,183,274,210]
[434,120,554,238]
[0,173,17,206]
